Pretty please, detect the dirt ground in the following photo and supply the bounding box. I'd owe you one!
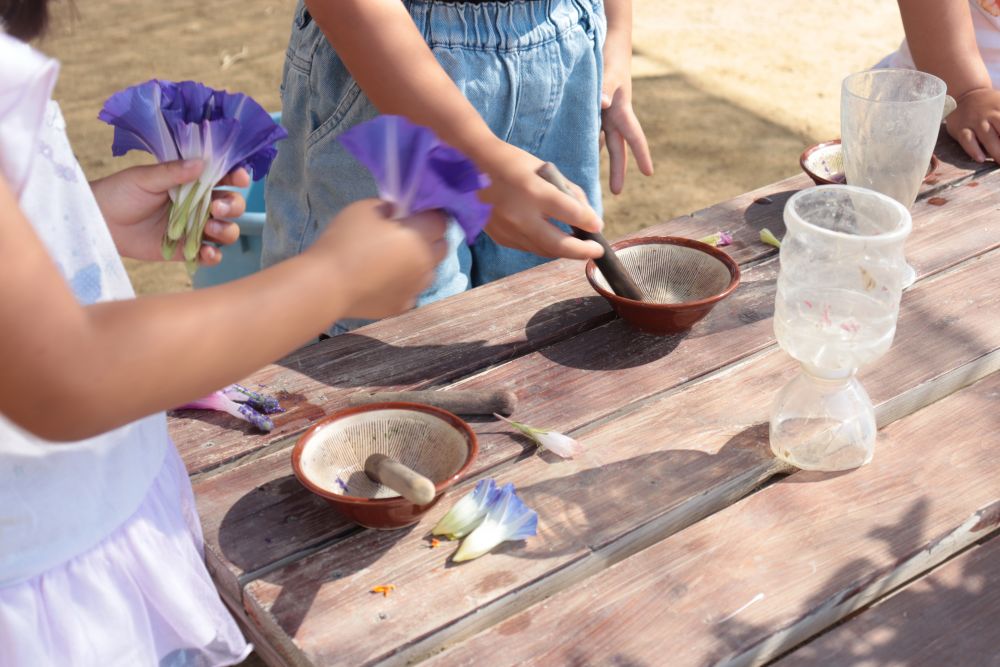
[34,2,904,663]
[39,0,904,296]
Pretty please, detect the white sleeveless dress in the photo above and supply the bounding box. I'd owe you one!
[0,33,251,666]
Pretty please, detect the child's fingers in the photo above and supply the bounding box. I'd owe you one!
[198,244,222,266]
[218,168,251,188]
[606,127,627,195]
[134,159,205,193]
[955,126,986,162]
[210,190,246,220]
[203,219,240,246]
[974,121,1000,163]
[537,227,604,260]
[623,115,654,177]
[537,179,603,234]
[489,215,603,259]
[401,210,449,244]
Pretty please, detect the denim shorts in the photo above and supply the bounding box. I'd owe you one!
[263,0,606,333]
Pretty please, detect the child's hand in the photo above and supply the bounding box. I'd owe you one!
[946,88,1000,162]
[90,160,249,266]
[475,143,605,260]
[601,33,653,195]
[308,199,449,319]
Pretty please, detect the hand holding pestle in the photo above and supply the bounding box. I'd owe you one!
[535,162,646,302]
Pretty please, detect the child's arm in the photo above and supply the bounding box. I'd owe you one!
[304,0,603,260]
[897,0,1000,162]
[0,172,446,442]
[602,0,654,194]
[91,160,248,266]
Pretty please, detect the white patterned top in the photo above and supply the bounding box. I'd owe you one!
[0,33,170,586]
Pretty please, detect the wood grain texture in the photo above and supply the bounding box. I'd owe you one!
[776,535,1000,667]
[170,140,993,477]
[426,372,1000,667]
[239,248,1000,667]
[190,164,1000,604]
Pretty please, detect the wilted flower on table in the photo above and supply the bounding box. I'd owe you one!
[453,484,538,563]
[222,383,285,415]
[760,228,783,248]
[698,231,733,247]
[432,478,501,539]
[339,115,492,243]
[177,384,283,432]
[494,414,583,459]
[98,79,287,271]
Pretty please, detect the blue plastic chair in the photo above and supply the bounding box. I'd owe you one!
[192,112,280,288]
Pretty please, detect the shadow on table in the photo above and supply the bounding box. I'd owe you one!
[706,497,1000,666]
[483,422,775,562]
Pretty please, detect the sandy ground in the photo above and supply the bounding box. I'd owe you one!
[34,2,903,663]
[38,0,904,295]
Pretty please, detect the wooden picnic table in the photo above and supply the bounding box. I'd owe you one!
[170,132,1000,667]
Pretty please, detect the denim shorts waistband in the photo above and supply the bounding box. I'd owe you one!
[405,0,602,51]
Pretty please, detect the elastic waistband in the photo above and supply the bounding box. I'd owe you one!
[405,0,603,50]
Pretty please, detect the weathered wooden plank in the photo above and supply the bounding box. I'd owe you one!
[425,375,1000,667]
[171,134,991,476]
[777,534,1000,667]
[191,164,1000,607]
[238,246,1000,667]
[193,257,778,604]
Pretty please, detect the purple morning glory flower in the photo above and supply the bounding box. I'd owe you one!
[177,383,283,432]
[432,478,502,539]
[98,80,287,271]
[338,115,492,243]
[453,483,538,562]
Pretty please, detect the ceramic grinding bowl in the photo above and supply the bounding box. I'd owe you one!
[291,402,478,529]
[586,236,740,335]
[800,139,940,186]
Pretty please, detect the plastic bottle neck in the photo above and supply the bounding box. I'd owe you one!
[800,364,856,383]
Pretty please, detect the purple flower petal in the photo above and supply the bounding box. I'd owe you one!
[222,383,284,414]
[177,389,274,432]
[338,115,492,243]
[99,79,287,269]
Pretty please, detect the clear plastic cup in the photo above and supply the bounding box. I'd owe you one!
[841,68,946,286]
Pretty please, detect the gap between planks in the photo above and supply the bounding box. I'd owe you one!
[729,500,1000,667]
[225,242,1000,615]
[376,348,1000,667]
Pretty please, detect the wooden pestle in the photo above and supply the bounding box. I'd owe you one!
[535,162,647,302]
[364,454,437,505]
[347,389,517,416]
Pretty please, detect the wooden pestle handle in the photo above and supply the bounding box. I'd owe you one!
[535,162,647,302]
[364,454,437,505]
[347,389,517,416]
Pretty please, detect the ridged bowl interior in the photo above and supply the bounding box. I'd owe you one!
[298,409,470,500]
[801,141,845,184]
[591,243,733,304]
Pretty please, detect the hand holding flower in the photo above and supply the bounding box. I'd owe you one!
[306,199,449,320]
[91,160,249,266]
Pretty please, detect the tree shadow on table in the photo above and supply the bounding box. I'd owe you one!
[485,422,776,563]
[707,495,1000,667]
[218,484,418,637]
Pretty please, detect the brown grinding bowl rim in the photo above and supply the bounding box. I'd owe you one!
[585,236,741,309]
[290,401,479,507]
[799,138,941,186]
